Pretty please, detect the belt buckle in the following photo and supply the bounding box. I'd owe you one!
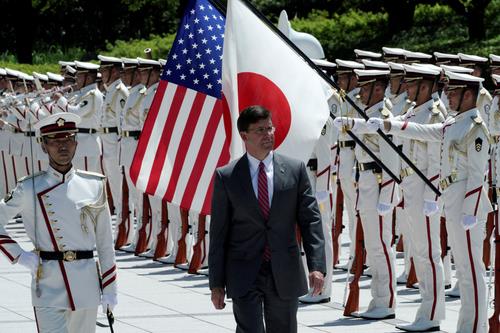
[103,128,109,134]
[439,178,449,190]
[63,251,76,262]
[359,164,365,172]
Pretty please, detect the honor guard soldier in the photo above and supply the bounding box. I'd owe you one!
[385,61,414,285]
[378,71,492,333]
[0,113,117,333]
[392,64,445,332]
[53,61,104,173]
[458,53,492,126]
[382,47,407,64]
[403,50,432,64]
[116,57,145,251]
[334,59,364,270]
[58,61,75,76]
[433,52,460,66]
[354,49,382,62]
[334,69,400,320]
[98,55,129,220]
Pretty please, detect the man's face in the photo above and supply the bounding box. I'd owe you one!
[359,84,372,105]
[240,117,275,156]
[138,68,150,85]
[76,73,86,89]
[405,80,419,102]
[42,135,77,169]
[99,67,112,84]
[337,74,351,91]
[445,88,463,111]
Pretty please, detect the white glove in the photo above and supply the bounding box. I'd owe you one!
[423,200,439,216]
[17,251,39,276]
[461,215,477,230]
[377,202,393,216]
[101,293,118,314]
[367,118,384,133]
[333,117,352,130]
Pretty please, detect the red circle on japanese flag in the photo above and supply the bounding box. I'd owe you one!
[237,72,291,148]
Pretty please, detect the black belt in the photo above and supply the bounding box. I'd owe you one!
[101,127,118,134]
[358,161,382,173]
[78,128,98,134]
[122,130,142,139]
[39,250,93,262]
[24,131,36,137]
[307,158,317,171]
[338,140,355,149]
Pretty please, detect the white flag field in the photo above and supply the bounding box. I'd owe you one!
[223,0,331,163]
[131,0,331,215]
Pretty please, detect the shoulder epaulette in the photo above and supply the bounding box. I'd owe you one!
[18,171,46,183]
[76,169,106,179]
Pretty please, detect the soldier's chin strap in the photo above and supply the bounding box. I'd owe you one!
[365,82,375,108]
[414,80,423,104]
[395,77,403,95]
[457,88,466,113]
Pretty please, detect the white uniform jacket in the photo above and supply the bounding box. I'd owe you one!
[393,99,445,204]
[351,99,400,208]
[101,79,129,129]
[389,108,492,219]
[0,167,117,309]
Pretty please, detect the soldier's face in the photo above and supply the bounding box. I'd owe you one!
[337,74,351,91]
[406,81,419,101]
[42,135,77,170]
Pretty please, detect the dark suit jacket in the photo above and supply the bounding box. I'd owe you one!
[208,152,326,300]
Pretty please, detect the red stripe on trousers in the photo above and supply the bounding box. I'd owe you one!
[379,215,394,308]
[146,85,188,194]
[426,216,438,320]
[466,230,479,333]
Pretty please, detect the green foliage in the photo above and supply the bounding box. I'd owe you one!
[101,34,176,60]
[0,62,59,75]
[287,1,499,60]
[290,9,388,59]
[389,2,499,56]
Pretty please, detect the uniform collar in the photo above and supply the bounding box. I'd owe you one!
[366,99,385,116]
[391,91,407,105]
[47,165,75,183]
[454,107,478,122]
[106,79,122,93]
[129,84,145,95]
[412,98,434,114]
[80,83,98,95]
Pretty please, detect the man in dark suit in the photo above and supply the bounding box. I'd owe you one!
[209,105,326,333]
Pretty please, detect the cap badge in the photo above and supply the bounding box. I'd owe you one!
[56,118,65,127]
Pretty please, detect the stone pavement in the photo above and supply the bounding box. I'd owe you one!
[0,218,493,332]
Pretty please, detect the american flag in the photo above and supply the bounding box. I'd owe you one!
[130,0,229,215]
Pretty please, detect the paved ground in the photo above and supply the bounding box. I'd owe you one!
[0,218,494,332]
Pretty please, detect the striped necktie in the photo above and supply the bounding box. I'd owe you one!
[258,162,271,261]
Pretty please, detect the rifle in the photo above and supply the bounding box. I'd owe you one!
[333,180,344,268]
[153,201,169,260]
[489,194,500,333]
[485,169,495,268]
[440,216,448,260]
[188,214,207,274]
[114,166,129,250]
[174,207,189,266]
[344,213,365,316]
[135,193,152,255]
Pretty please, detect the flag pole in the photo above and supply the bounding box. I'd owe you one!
[218,0,442,196]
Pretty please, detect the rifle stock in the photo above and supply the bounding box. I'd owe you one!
[175,208,189,265]
[114,167,129,249]
[344,214,364,316]
[489,209,500,333]
[153,202,169,260]
[189,214,207,274]
[333,182,344,267]
[135,193,152,255]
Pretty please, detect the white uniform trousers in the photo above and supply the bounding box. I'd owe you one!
[157,203,182,262]
[396,205,412,276]
[444,182,487,333]
[34,307,97,333]
[357,171,396,310]
[338,148,357,261]
[403,176,445,322]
